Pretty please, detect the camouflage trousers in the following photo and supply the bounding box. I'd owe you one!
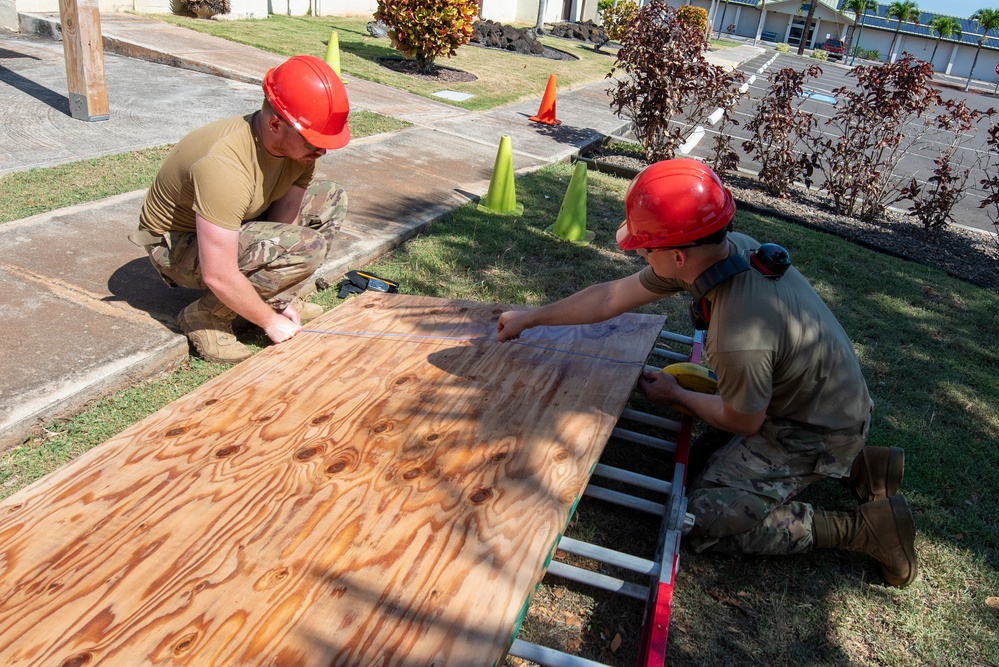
[686,416,868,556]
[145,181,347,310]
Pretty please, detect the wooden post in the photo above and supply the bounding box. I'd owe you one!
[58,0,109,121]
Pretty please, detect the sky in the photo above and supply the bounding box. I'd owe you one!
[908,0,995,20]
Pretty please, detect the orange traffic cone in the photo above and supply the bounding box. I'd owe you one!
[529,74,562,126]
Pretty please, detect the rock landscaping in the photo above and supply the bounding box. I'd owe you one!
[546,20,608,45]
[468,20,578,60]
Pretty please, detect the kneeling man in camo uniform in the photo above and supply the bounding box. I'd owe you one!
[496,159,917,588]
[131,54,350,364]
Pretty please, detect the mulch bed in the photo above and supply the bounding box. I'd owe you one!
[374,57,478,83]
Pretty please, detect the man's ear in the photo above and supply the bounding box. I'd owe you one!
[671,248,687,267]
[265,112,284,136]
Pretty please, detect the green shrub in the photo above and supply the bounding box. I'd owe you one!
[677,4,708,34]
[374,0,478,74]
[599,0,639,47]
[812,48,829,60]
[864,48,880,60]
[775,42,791,52]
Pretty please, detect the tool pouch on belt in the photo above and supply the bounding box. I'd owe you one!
[300,182,344,232]
[128,227,179,288]
[335,270,399,298]
[128,227,164,250]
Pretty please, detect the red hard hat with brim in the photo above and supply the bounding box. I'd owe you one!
[263,55,351,150]
[618,158,735,251]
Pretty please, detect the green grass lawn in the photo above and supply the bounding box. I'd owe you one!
[0,110,408,223]
[152,14,620,111]
[4,162,997,666]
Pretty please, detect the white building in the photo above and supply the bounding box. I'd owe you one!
[3,0,997,83]
[1,0,600,33]
[690,0,999,83]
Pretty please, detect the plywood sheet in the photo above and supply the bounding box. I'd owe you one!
[0,293,665,666]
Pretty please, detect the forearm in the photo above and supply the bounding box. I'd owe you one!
[639,371,766,436]
[265,185,307,224]
[498,273,662,341]
[520,284,625,328]
[203,272,282,329]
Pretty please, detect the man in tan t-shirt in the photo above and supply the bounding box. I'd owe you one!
[133,55,350,364]
[495,159,917,588]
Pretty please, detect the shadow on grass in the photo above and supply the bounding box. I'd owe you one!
[358,164,998,665]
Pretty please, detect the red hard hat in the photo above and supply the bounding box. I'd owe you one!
[618,158,735,251]
[263,55,350,150]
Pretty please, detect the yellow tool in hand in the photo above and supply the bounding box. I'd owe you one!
[661,362,718,416]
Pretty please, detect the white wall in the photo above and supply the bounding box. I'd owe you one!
[1,0,18,30]
[314,0,376,15]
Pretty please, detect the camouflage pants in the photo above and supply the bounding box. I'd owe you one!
[145,181,347,310]
[686,416,868,556]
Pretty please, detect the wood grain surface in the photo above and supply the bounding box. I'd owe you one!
[0,293,664,666]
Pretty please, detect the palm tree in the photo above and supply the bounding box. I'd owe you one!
[928,15,962,69]
[966,8,999,91]
[716,0,732,39]
[796,0,819,55]
[753,0,768,46]
[843,0,878,65]
[886,0,920,63]
[535,0,548,34]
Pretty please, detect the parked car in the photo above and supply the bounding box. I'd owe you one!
[820,39,846,60]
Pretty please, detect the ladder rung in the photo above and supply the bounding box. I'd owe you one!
[545,560,649,600]
[658,330,695,346]
[583,484,665,515]
[619,408,681,432]
[556,535,659,576]
[611,427,677,453]
[592,463,672,494]
[508,639,611,666]
[649,347,689,363]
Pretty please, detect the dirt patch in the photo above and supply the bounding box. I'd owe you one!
[374,57,477,83]
[583,149,999,291]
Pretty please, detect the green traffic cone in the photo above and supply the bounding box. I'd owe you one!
[546,161,594,245]
[324,31,342,77]
[477,135,524,216]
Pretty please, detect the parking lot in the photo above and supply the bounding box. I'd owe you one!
[683,50,998,235]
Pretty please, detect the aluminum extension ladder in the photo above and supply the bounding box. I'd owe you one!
[508,328,705,667]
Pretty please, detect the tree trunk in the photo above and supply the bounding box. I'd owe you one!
[716,0,730,39]
[536,0,548,34]
[965,43,983,91]
[753,0,767,45]
[796,1,818,55]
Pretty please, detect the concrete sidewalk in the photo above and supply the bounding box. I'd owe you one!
[0,14,762,448]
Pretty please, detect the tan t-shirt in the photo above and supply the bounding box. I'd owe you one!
[139,113,316,234]
[639,232,873,430]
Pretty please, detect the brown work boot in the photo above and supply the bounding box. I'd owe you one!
[812,495,918,588]
[844,446,905,503]
[177,293,253,364]
[288,298,323,325]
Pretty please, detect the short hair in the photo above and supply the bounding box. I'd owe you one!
[674,221,732,249]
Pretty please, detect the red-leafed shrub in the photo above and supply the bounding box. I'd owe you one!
[608,0,744,163]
